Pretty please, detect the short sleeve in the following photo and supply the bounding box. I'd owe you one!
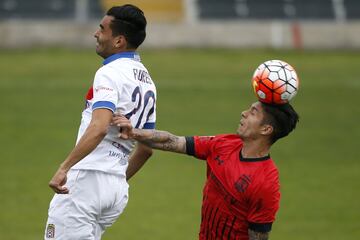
[186,136,215,160]
[247,178,280,229]
[92,67,118,113]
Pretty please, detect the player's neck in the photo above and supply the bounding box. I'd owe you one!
[115,47,137,54]
[241,139,270,158]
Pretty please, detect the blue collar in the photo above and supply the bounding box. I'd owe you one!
[103,51,141,65]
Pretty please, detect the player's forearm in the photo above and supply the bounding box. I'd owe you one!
[248,229,270,240]
[132,129,186,154]
[126,144,152,181]
[60,124,107,171]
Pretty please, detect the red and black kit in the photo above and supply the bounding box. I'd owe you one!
[186,134,280,240]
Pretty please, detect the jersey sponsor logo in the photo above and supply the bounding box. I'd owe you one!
[46,224,55,238]
[108,150,128,165]
[112,141,131,155]
[234,174,252,193]
[95,85,114,92]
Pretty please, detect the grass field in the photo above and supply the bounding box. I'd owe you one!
[0,48,359,239]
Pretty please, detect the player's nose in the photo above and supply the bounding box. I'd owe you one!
[94,30,99,38]
[241,111,247,118]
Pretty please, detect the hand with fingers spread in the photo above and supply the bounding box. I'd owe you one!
[49,167,69,194]
[113,115,134,139]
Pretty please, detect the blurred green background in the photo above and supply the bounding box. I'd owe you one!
[0,48,359,239]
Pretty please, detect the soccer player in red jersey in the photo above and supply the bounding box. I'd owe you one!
[113,101,299,240]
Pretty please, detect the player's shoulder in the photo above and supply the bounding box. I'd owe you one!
[217,133,242,139]
[201,134,243,153]
[252,159,280,188]
[109,57,145,70]
[195,134,240,144]
[212,134,243,145]
[95,63,118,77]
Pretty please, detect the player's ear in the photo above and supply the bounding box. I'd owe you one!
[260,124,273,137]
[114,35,126,49]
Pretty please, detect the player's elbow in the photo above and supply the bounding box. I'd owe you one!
[143,147,153,158]
[139,144,153,158]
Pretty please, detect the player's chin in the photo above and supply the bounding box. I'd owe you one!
[95,46,102,55]
[95,44,105,55]
[236,128,242,136]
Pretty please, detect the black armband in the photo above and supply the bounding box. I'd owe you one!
[185,136,195,156]
[248,222,272,233]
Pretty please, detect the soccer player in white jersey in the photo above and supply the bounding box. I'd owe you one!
[44,5,156,239]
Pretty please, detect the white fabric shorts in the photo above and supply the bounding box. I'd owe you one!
[44,169,129,240]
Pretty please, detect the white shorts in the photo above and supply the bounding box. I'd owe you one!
[44,169,129,240]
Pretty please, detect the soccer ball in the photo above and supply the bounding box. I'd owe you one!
[252,60,299,104]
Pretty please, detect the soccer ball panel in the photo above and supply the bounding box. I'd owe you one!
[288,78,298,89]
[259,68,270,80]
[277,69,286,81]
[268,72,279,82]
[268,66,282,72]
[262,78,274,89]
[284,69,292,81]
[289,89,298,100]
[286,84,296,94]
[274,93,283,103]
[281,91,291,100]
[256,82,273,103]
[273,79,286,89]
[257,90,266,99]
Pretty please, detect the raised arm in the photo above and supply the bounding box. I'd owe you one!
[113,115,187,154]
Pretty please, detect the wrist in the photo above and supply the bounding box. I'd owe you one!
[59,162,71,172]
[132,128,143,140]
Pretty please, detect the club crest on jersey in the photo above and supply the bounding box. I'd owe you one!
[214,155,224,165]
[46,224,55,238]
[234,174,252,193]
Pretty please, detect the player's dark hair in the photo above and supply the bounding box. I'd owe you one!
[106,4,146,49]
[261,102,299,144]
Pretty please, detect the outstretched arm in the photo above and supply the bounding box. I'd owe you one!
[128,128,186,154]
[113,116,187,154]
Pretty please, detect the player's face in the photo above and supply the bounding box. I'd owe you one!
[94,15,119,59]
[237,101,267,140]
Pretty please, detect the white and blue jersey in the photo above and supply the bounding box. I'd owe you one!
[72,52,156,176]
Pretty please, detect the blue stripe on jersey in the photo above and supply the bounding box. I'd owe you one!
[103,51,141,65]
[143,122,155,129]
[92,101,116,112]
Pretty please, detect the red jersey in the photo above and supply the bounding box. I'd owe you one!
[186,134,280,240]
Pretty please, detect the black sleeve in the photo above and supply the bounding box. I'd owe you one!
[185,136,195,156]
[248,222,272,233]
